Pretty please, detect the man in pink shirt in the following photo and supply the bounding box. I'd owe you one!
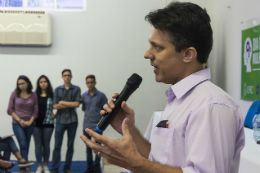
[80,2,245,173]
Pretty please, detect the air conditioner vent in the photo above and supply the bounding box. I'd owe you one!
[25,11,45,14]
[4,11,24,14]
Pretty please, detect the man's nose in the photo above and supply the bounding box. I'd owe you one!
[144,48,154,59]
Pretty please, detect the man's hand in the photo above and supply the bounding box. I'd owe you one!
[101,93,135,135]
[80,118,142,170]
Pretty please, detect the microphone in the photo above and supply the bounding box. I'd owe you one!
[96,73,142,132]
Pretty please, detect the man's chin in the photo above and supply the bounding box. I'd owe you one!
[155,76,162,83]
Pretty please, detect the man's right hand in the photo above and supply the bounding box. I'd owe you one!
[101,93,135,135]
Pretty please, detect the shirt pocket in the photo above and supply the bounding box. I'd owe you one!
[151,127,175,165]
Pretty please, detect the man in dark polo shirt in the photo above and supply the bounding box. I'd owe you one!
[81,75,107,173]
[51,69,81,173]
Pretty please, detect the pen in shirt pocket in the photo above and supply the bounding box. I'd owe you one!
[156,120,168,128]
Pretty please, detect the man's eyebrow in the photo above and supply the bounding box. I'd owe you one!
[148,40,161,46]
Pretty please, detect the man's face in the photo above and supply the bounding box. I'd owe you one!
[86,78,96,90]
[62,71,72,83]
[144,27,185,85]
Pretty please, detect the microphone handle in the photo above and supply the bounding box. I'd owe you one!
[96,85,135,132]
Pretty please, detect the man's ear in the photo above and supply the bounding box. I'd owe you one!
[183,47,197,63]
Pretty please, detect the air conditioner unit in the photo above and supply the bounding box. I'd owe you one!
[0,11,52,46]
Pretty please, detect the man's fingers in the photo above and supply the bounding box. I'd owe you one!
[121,101,133,115]
[103,103,113,113]
[112,93,119,99]
[85,128,110,146]
[122,118,131,139]
[80,134,103,151]
[101,93,120,116]
[91,137,96,143]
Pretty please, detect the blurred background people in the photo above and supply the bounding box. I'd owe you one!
[7,75,38,173]
[82,75,107,173]
[51,69,81,173]
[34,75,55,173]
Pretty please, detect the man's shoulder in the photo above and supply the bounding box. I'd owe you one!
[71,84,81,90]
[55,85,64,90]
[82,91,89,96]
[96,89,105,95]
[193,81,239,110]
[96,90,107,98]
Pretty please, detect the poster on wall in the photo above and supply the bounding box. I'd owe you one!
[241,18,260,100]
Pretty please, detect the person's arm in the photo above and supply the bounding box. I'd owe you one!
[32,92,38,119]
[11,112,25,127]
[81,119,182,173]
[52,88,69,110]
[7,92,16,116]
[7,92,26,127]
[59,101,80,108]
[24,116,35,127]
[129,126,151,158]
[53,103,69,109]
[58,87,81,108]
[81,94,85,112]
[100,93,150,157]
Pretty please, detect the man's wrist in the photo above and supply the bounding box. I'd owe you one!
[129,153,146,172]
[129,125,138,136]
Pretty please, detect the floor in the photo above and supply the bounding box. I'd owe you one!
[8,159,132,173]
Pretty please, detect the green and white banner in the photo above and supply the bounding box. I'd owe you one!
[241,18,260,100]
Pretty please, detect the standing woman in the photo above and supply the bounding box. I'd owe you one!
[34,75,55,173]
[7,75,38,171]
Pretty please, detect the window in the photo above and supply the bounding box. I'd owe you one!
[0,0,86,11]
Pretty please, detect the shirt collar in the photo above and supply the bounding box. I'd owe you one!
[61,84,75,89]
[166,68,211,100]
[87,89,98,96]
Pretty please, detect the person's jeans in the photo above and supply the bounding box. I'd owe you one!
[0,137,19,160]
[51,122,78,172]
[33,127,54,165]
[83,130,102,170]
[12,123,35,161]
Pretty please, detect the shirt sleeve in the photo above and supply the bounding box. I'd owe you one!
[7,91,16,115]
[53,88,59,105]
[32,92,38,118]
[74,87,81,102]
[181,104,244,173]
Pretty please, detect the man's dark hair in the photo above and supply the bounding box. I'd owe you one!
[86,74,96,82]
[16,75,33,96]
[145,2,213,64]
[62,69,72,75]
[36,75,54,99]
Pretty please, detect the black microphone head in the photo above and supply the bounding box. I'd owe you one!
[126,73,142,88]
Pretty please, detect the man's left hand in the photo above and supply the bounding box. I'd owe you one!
[80,118,142,170]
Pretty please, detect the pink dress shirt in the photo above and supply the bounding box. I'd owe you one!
[148,68,245,173]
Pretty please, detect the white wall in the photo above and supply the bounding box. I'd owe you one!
[0,0,171,161]
[210,0,259,117]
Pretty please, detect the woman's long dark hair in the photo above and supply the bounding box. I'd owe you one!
[36,75,53,99]
[16,75,33,97]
